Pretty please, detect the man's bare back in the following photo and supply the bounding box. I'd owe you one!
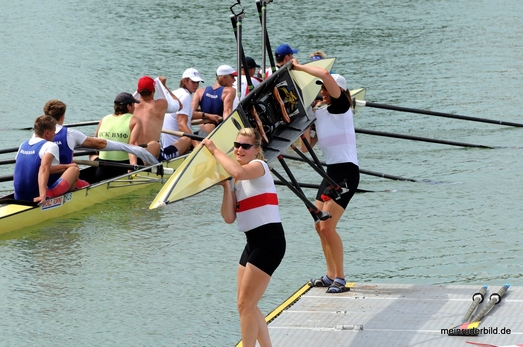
[134,76,180,144]
[134,97,167,144]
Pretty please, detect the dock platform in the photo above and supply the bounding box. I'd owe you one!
[238,283,523,347]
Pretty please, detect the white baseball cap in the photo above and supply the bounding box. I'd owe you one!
[331,74,347,91]
[315,73,347,91]
[182,68,204,82]
[216,65,238,76]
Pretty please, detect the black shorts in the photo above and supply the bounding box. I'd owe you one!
[239,223,286,276]
[159,145,178,161]
[316,162,360,210]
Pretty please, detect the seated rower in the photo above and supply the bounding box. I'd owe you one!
[161,68,204,156]
[93,92,154,181]
[133,75,182,161]
[14,115,80,204]
[192,64,238,137]
[44,99,158,186]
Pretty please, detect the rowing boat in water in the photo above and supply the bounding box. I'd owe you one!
[150,58,365,209]
[0,156,186,235]
[1,60,367,233]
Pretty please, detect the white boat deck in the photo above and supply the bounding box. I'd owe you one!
[244,283,523,347]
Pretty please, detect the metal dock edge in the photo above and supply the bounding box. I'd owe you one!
[238,282,523,347]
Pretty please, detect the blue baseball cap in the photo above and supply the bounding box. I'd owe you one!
[275,44,298,57]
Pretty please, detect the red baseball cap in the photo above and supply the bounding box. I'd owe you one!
[137,76,156,93]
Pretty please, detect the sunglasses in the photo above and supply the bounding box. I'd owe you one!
[233,142,255,150]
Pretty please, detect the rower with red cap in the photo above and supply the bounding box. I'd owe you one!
[133,75,182,160]
[192,64,238,136]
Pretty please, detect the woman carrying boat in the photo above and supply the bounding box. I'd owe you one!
[292,60,360,294]
[202,128,286,347]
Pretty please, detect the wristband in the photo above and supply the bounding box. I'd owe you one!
[202,112,206,119]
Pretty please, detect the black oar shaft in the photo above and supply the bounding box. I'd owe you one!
[299,135,325,173]
[230,14,254,95]
[289,145,341,191]
[271,168,330,222]
[256,0,276,76]
[280,153,418,182]
[19,120,99,130]
[0,147,19,155]
[0,149,98,165]
[273,180,374,193]
[0,198,38,207]
[357,100,523,127]
[355,127,494,149]
[0,174,14,183]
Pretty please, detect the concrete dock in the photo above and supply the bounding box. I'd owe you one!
[238,283,523,347]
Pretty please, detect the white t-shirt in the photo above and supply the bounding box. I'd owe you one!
[17,137,60,165]
[161,88,193,146]
[31,124,88,150]
[233,75,262,100]
[57,124,88,150]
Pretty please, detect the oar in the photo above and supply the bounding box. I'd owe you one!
[0,198,38,207]
[0,174,14,183]
[18,118,207,131]
[355,128,495,149]
[0,157,172,183]
[271,168,330,222]
[448,284,510,336]
[19,120,100,130]
[161,129,205,141]
[73,159,174,175]
[0,147,19,155]
[0,150,98,166]
[461,285,488,323]
[230,7,255,98]
[355,100,523,127]
[255,0,276,77]
[273,180,376,193]
[280,154,421,183]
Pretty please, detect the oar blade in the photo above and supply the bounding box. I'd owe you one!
[351,87,367,113]
[447,320,481,336]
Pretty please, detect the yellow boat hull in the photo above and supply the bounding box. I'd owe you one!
[0,157,186,235]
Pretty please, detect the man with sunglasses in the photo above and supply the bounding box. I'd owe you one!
[192,64,238,137]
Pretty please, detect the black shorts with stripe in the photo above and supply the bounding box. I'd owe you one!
[315,162,360,210]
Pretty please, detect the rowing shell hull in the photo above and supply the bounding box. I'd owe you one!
[0,157,186,235]
[149,59,337,209]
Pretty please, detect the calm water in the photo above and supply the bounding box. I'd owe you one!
[1,0,523,346]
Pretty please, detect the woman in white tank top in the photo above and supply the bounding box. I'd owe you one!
[202,128,286,347]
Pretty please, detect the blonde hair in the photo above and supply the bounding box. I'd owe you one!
[310,50,327,60]
[238,128,265,160]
